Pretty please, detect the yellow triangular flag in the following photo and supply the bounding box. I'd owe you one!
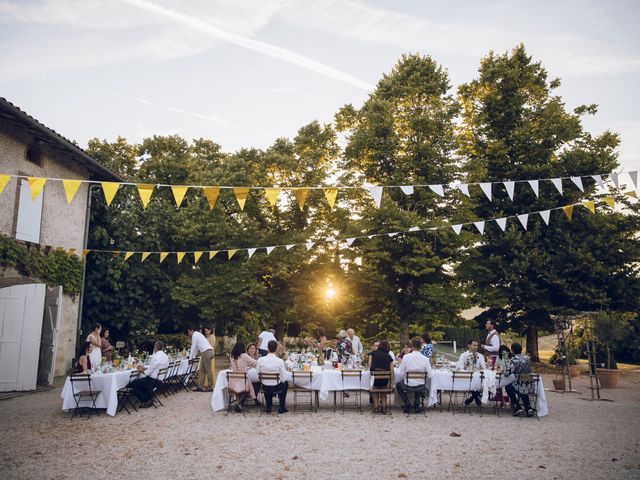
[27,177,46,200]
[171,186,189,207]
[228,249,238,260]
[209,250,218,260]
[194,251,203,264]
[625,190,638,198]
[82,249,90,257]
[323,188,338,209]
[293,188,309,210]
[136,184,154,209]
[177,252,186,264]
[582,200,595,214]
[0,174,10,194]
[203,187,220,209]
[111,252,120,259]
[62,179,82,204]
[67,248,76,256]
[562,205,574,220]
[55,246,64,253]
[159,252,169,263]
[124,252,135,261]
[102,182,120,206]
[603,196,615,208]
[264,188,281,208]
[234,187,250,211]
[141,252,151,262]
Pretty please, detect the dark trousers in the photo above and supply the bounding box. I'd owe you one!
[130,376,163,403]
[259,349,268,357]
[262,382,288,412]
[396,382,426,408]
[467,391,482,405]
[505,383,531,411]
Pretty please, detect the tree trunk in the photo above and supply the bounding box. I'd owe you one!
[526,325,539,362]
[400,320,409,345]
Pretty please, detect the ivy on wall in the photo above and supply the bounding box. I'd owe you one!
[0,234,84,295]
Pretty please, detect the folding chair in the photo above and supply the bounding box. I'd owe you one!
[516,373,540,421]
[258,372,282,415]
[69,373,102,419]
[370,370,394,415]
[291,371,316,413]
[149,367,168,408]
[225,371,249,415]
[186,358,201,390]
[166,361,184,396]
[340,369,363,414]
[174,359,193,392]
[447,371,483,416]
[117,370,140,415]
[160,361,176,398]
[403,371,429,416]
[488,372,507,417]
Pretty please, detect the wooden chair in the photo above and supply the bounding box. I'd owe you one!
[225,371,249,415]
[339,369,363,413]
[447,371,484,416]
[258,372,282,415]
[68,373,102,419]
[117,370,140,415]
[403,371,429,416]
[488,372,507,416]
[516,373,540,421]
[291,371,316,413]
[370,370,394,415]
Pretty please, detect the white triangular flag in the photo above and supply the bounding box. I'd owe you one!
[528,180,539,197]
[400,185,414,195]
[474,221,485,235]
[408,226,420,232]
[325,236,335,242]
[495,218,507,231]
[479,183,492,201]
[517,214,529,230]
[456,183,470,197]
[503,181,515,200]
[346,238,356,246]
[629,171,638,189]
[266,246,276,255]
[306,242,314,251]
[452,224,463,235]
[367,235,374,239]
[367,186,383,208]
[570,176,584,192]
[539,210,551,225]
[247,248,257,259]
[285,244,295,250]
[429,184,445,197]
[388,232,399,237]
[551,178,563,195]
[591,175,605,189]
[609,172,619,188]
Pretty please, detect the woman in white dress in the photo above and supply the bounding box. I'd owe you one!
[86,323,102,368]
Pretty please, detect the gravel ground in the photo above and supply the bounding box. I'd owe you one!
[1,373,639,480]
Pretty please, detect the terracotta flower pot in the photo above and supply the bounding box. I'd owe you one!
[568,365,580,378]
[598,368,620,388]
[552,378,566,391]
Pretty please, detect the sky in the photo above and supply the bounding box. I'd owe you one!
[0,0,639,174]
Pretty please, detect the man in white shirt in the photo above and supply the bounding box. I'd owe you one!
[256,340,289,414]
[483,320,501,366]
[395,337,434,414]
[457,339,486,407]
[130,340,169,407]
[347,328,363,355]
[257,329,276,357]
[188,326,215,392]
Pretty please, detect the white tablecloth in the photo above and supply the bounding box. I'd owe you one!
[61,358,189,417]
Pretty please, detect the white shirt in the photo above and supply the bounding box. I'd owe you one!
[456,350,486,371]
[143,350,169,379]
[396,351,433,386]
[256,353,287,386]
[189,331,213,359]
[483,329,500,354]
[257,331,276,351]
[389,350,396,362]
[349,335,363,354]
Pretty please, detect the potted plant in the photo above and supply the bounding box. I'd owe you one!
[567,346,580,378]
[592,312,630,388]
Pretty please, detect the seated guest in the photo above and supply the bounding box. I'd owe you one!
[457,339,486,407]
[256,340,289,414]
[397,342,412,363]
[336,330,352,363]
[370,340,394,413]
[502,343,535,417]
[246,342,259,360]
[420,332,433,359]
[229,342,259,411]
[396,337,434,413]
[75,341,93,373]
[130,341,169,408]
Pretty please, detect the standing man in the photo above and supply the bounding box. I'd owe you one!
[130,340,169,408]
[347,328,363,355]
[257,328,277,357]
[187,325,215,392]
[483,320,501,367]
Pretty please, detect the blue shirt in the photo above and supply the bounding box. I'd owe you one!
[421,343,433,359]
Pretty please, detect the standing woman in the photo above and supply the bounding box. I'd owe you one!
[101,328,115,362]
[86,323,102,368]
[204,326,217,388]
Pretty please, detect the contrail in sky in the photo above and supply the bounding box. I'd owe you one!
[120,0,375,92]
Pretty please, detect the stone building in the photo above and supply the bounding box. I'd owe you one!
[0,97,121,387]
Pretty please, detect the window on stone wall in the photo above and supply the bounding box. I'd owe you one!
[15,178,43,243]
[25,144,44,167]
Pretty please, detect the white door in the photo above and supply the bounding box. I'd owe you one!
[0,284,46,391]
[38,286,62,385]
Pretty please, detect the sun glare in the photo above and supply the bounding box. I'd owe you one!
[325,286,336,300]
